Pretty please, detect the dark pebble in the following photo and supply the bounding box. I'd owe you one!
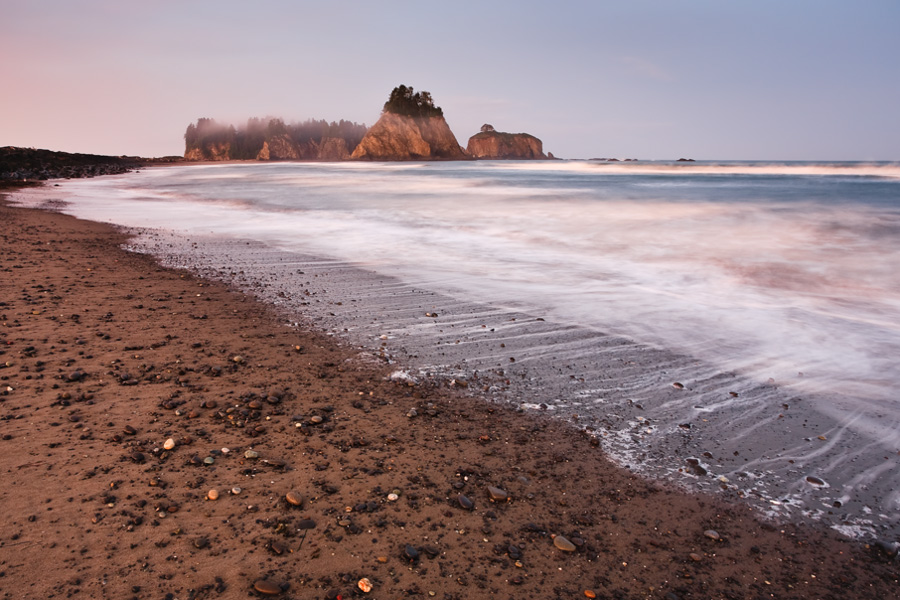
[457,494,474,510]
[403,544,419,562]
[297,518,316,530]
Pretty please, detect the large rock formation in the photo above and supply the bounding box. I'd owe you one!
[183,117,366,161]
[466,127,547,159]
[350,112,467,160]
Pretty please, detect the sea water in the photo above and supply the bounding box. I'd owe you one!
[14,160,900,538]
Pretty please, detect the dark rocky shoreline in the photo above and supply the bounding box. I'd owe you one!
[0,146,182,181]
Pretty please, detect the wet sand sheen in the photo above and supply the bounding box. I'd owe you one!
[1,189,898,599]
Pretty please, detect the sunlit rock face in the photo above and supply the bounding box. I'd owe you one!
[466,129,546,159]
[350,113,467,160]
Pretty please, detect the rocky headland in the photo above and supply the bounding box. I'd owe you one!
[0,146,179,181]
[466,125,548,160]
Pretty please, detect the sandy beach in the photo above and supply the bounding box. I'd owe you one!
[1,185,897,599]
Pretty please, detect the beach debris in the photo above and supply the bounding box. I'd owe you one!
[553,535,576,552]
[285,491,303,506]
[357,578,373,593]
[163,438,176,450]
[207,489,219,501]
[252,579,282,595]
[487,486,509,502]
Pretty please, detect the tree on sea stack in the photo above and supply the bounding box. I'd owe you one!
[383,85,444,118]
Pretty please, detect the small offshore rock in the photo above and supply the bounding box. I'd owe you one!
[487,486,509,502]
[285,491,303,506]
[253,579,282,595]
[163,438,176,451]
[553,535,576,552]
[357,578,373,593]
[704,529,721,541]
[207,489,219,501]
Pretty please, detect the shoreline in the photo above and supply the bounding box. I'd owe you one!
[1,188,898,598]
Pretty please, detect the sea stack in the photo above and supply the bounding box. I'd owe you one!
[466,124,547,159]
[350,85,467,160]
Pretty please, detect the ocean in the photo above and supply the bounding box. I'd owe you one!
[14,160,900,538]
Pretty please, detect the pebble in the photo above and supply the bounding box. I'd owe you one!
[704,529,720,541]
[553,535,576,552]
[207,489,219,501]
[244,450,259,459]
[232,355,244,364]
[806,475,826,486]
[387,493,399,502]
[297,518,316,530]
[487,486,509,502]
[253,579,281,595]
[310,415,323,424]
[457,494,474,510]
[124,425,137,435]
[231,487,242,495]
[672,382,684,389]
[203,456,215,465]
[357,578,373,593]
[584,591,596,599]
[163,438,176,450]
[689,552,703,562]
[407,408,418,418]
[285,491,303,506]
[403,544,420,562]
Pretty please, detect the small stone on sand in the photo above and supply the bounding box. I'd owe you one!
[285,491,303,506]
[253,579,281,595]
[163,438,176,450]
[553,535,576,552]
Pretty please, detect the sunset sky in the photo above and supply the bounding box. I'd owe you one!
[2,0,898,160]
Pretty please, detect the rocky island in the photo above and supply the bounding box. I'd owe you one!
[350,85,467,161]
[466,124,548,159]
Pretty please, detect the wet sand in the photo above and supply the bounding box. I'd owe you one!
[1,188,897,599]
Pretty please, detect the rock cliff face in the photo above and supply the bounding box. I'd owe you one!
[466,131,546,159]
[350,113,467,161]
[257,135,302,160]
[185,142,231,161]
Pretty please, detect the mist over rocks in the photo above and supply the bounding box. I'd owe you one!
[466,124,548,159]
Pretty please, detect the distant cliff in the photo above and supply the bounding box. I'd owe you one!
[183,118,367,161]
[350,85,467,161]
[466,125,547,159]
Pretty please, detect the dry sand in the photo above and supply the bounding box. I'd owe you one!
[1,186,897,599]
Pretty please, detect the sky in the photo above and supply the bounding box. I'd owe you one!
[1,0,898,160]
